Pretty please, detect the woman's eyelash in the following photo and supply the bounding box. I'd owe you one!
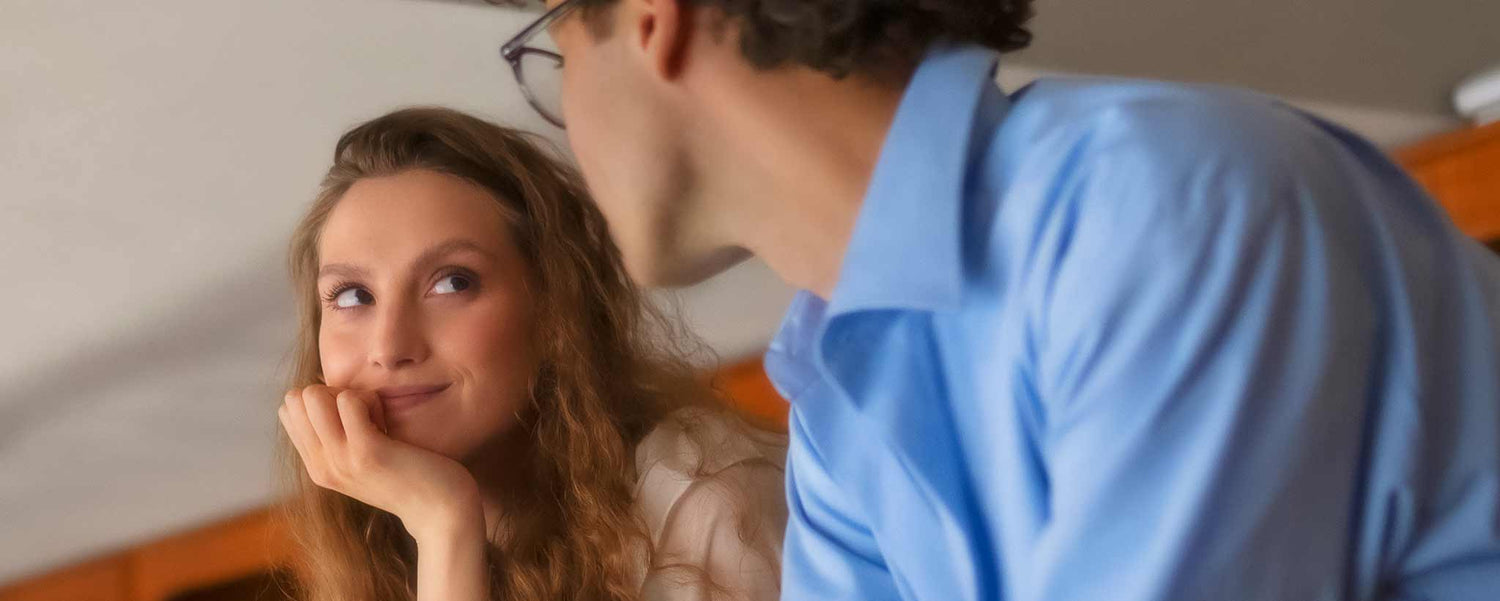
[320,280,361,304]
[434,267,481,291]
[318,268,477,306]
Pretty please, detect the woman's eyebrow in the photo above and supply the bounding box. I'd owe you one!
[317,239,497,282]
[411,238,498,269]
[318,262,367,281]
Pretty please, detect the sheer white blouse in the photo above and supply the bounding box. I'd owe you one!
[631,409,788,601]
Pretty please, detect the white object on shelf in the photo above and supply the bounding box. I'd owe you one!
[1456,63,1500,125]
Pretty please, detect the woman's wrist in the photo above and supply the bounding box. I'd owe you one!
[405,489,486,546]
[414,515,486,553]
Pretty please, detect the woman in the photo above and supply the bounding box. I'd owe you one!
[277,107,786,601]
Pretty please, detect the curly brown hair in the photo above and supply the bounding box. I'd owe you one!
[578,0,1035,78]
[281,107,738,601]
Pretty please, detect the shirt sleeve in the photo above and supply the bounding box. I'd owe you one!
[780,408,906,601]
[641,456,788,601]
[1024,124,1424,599]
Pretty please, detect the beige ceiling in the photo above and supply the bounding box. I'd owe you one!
[1016,0,1500,115]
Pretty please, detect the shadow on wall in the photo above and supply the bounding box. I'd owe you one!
[0,251,293,454]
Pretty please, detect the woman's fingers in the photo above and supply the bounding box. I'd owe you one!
[300,385,347,447]
[367,391,388,435]
[282,386,481,533]
[280,391,321,455]
[336,389,381,443]
[280,391,331,486]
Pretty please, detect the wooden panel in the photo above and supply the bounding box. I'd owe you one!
[0,555,130,601]
[128,509,296,601]
[715,358,789,432]
[162,569,297,601]
[1397,120,1500,242]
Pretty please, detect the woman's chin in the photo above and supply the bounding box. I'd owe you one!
[387,408,526,465]
[387,423,466,459]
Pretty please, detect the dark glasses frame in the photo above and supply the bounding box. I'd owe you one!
[501,0,585,128]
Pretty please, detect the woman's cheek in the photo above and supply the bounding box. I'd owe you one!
[459,304,519,371]
[317,325,361,386]
[455,295,535,396]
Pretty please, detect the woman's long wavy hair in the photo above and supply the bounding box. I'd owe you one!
[280,107,717,601]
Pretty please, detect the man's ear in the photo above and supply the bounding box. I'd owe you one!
[628,0,693,81]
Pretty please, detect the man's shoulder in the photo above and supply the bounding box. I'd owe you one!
[983,76,1377,240]
[998,76,1346,180]
[965,76,1393,305]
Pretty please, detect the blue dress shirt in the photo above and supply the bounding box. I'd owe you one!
[767,43,1500,601]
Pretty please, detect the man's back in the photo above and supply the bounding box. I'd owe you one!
[770,45,1500,600]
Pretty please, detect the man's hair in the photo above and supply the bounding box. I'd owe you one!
[580,0,1036,78]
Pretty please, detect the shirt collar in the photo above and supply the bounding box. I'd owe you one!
[763,291,829,403]
[826,43,1007,317]
[764,44,1007,399]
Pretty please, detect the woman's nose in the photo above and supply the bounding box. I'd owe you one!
[368,298,429,370]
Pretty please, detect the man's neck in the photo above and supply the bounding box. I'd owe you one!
[696,65,910,299]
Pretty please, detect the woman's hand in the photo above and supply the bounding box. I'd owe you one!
[278,385,484,542]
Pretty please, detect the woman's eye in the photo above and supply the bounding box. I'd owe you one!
[432,274,472,295]
[334,288,373,308]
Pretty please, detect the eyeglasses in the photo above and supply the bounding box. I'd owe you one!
[501,0,584,128]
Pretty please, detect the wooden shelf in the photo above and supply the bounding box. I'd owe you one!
[0,510,295,601]
[0,556,131,601]
[128,510,295,601]
[716,357,790,432]
[1396,120,1500,242]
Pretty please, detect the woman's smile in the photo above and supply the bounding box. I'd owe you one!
[376,382,452,414]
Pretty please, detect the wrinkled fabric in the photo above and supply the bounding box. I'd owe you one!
[770,43,1500,601]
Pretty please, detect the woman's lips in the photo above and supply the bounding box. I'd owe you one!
[376,383,451,414]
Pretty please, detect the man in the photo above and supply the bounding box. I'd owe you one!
[500,0,1500,598]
